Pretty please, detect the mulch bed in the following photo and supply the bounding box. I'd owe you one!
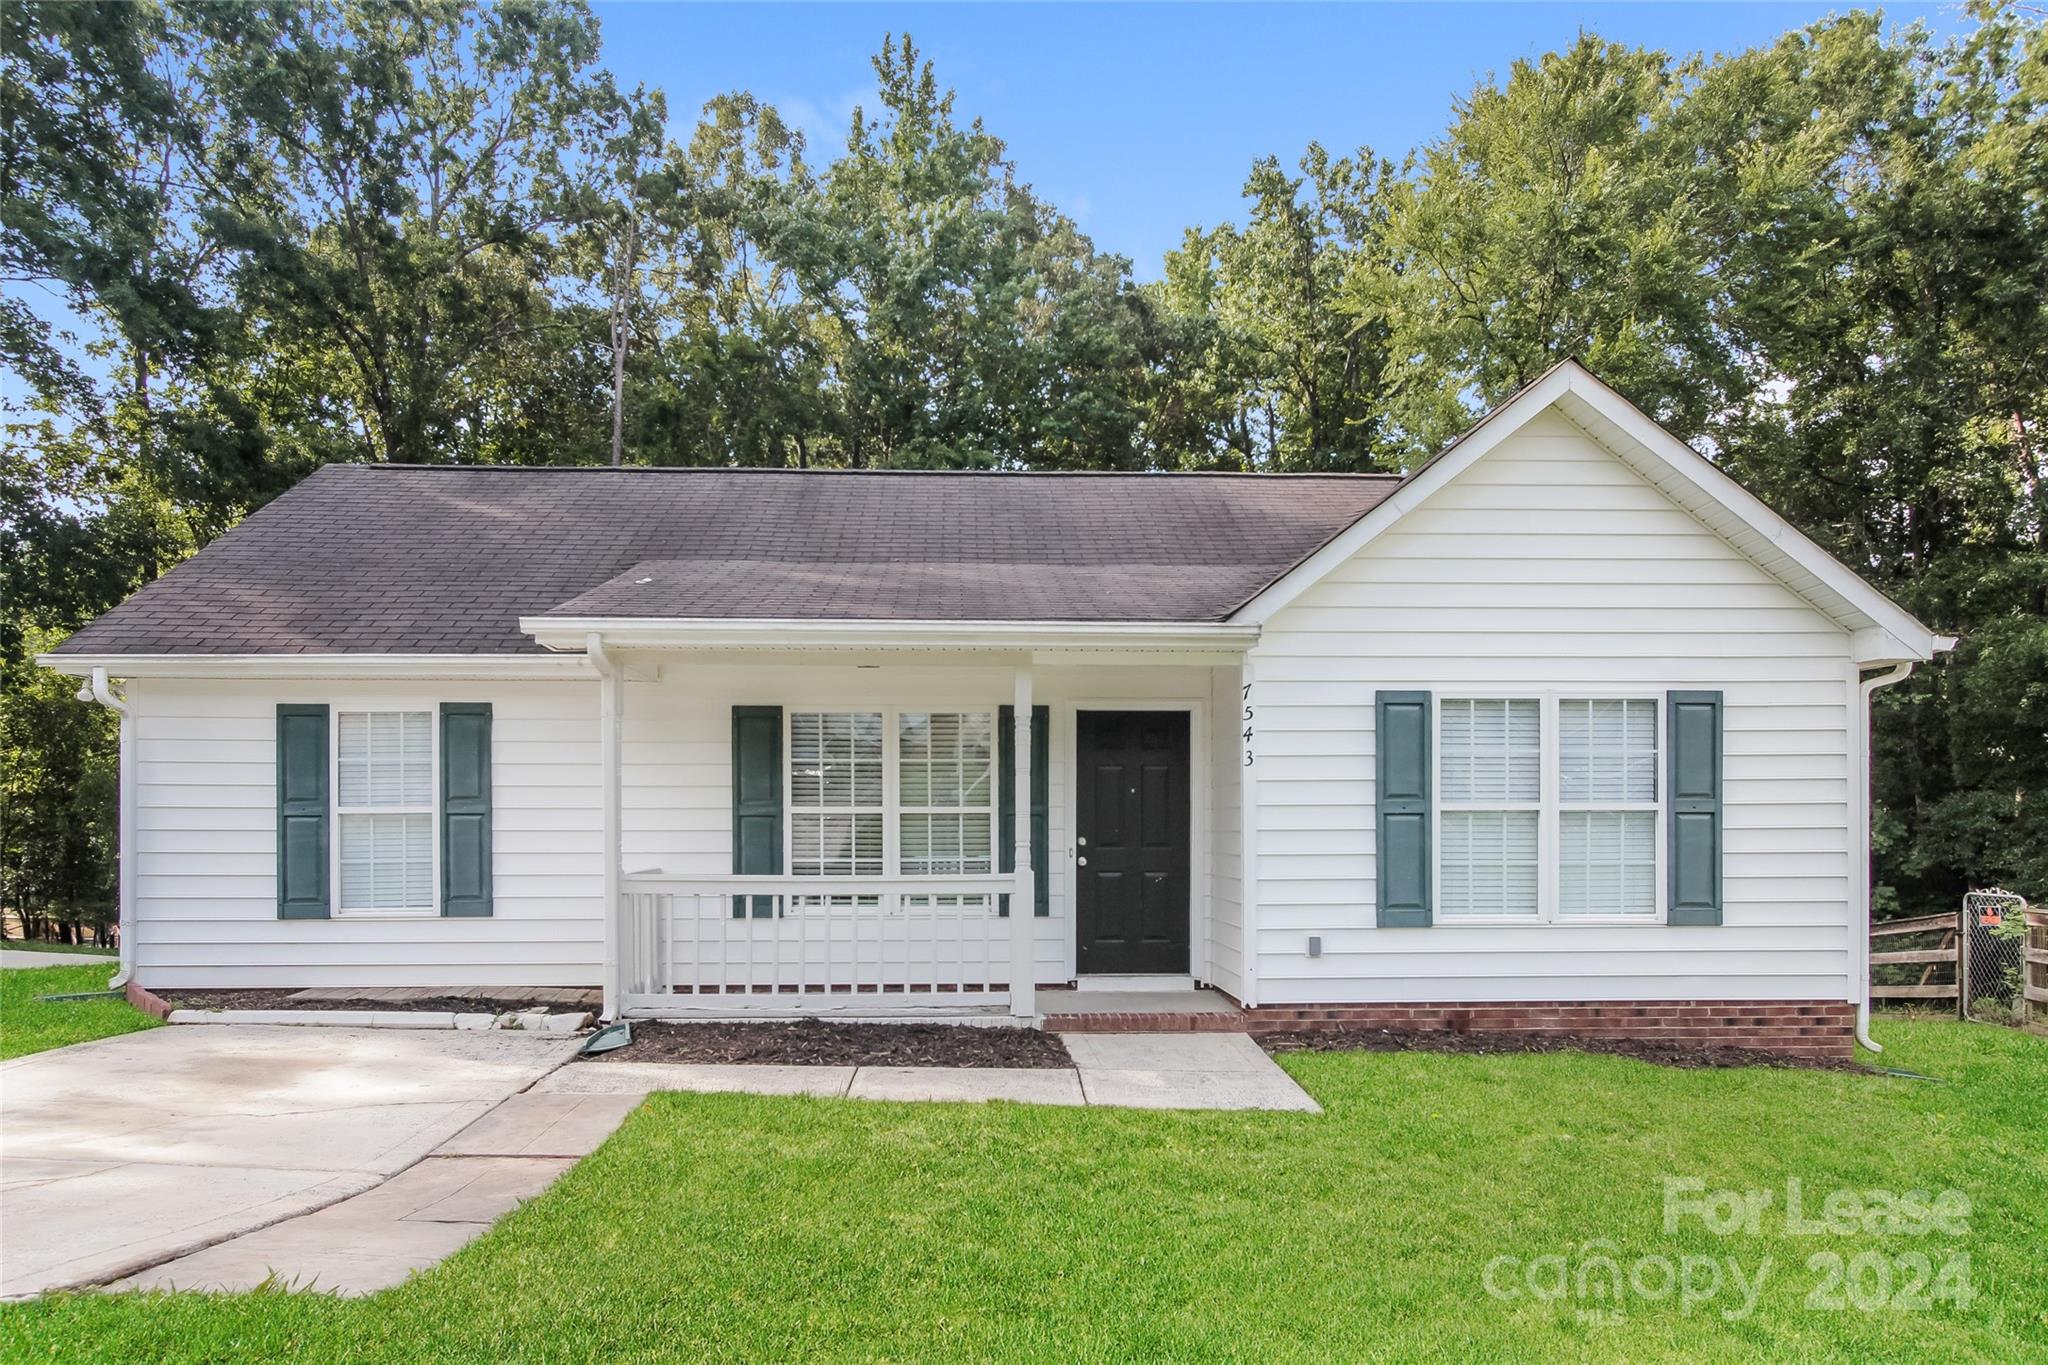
[593,1019,1073,1068]
[1257,1027,1869,1073]
[160,989,589,1016]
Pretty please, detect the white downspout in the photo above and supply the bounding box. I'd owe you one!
[1853,661,1917,1054]
[80,668,136,988]
[587,633,624,1022]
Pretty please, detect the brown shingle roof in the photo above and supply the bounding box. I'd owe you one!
[56,465,1400,655]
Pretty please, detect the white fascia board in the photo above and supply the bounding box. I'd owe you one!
[1231,363,1579,625]
[522,616,1261,654]
[37,653,595,681]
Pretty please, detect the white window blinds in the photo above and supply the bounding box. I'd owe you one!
[1558,699,1659,917]
[1438,699,1540,917]
[788,711,884,878]
[336,710,434,913]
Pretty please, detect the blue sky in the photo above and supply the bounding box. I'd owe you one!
[597,2,1972,279]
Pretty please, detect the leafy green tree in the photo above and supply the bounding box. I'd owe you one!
[195,0,610,466]
[1162,146,1396,470]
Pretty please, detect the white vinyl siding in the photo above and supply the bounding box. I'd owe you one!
[1248,404,1859,1006]
[334,710,435,915]
[124,678,602,988]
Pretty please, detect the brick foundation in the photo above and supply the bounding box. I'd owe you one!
[1047,997,1857,1059]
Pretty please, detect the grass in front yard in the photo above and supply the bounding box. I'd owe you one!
[3,1018,2043,1362]
[0,963,157,1060]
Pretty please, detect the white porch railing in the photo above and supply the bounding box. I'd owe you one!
[619,875,1023,1017]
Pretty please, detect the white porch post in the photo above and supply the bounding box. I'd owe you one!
[1010,665,1037,1018]
[592,634,626,1021]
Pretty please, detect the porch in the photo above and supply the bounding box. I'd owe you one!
[529,620,1259,1023]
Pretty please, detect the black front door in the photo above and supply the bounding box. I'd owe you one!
[1075,710,1191,975]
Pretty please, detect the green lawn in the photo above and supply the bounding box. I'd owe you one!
[3,1018,2043,1362]
[0,963,158,1060]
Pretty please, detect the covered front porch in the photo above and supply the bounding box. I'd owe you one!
[524,618,1258,1024]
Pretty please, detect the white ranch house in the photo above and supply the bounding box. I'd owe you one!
[47,363,1950,1056]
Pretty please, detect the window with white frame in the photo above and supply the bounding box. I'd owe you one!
[1437,698,1541,918]
[783,708,1000,908]
[1435,694,1664,922]
[899,710,995,909]
[335,710,435,914]
[1558,698,1659,918]
[787,711,884,879]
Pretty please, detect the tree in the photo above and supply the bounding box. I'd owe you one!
[1161,146,1396,470]
[196,0,610,466]
[1371,35,1737,456]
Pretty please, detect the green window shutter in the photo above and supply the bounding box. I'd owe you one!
[276,703,330,919]
[1667,690,1724,925]
[997,704,1050,918]
[440,703,493,917]
[1376,691,1432,927]
[732,706,782,919]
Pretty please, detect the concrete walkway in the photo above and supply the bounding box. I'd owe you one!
[0,949,116,970]
[540,1032,1320,1113]
[0,1026,578,1299]
[114,1093,637,1296]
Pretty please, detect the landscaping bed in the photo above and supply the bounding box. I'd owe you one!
[1257,1025,1868,1072]
[160,989,592,1016]
[595,1018,1073,1068]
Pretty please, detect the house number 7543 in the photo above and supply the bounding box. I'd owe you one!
[1242,683,1255,767]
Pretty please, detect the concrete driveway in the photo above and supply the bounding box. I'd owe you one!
[0,1026,578,1299]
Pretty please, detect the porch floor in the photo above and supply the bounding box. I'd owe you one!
[1040,987,1249,1033]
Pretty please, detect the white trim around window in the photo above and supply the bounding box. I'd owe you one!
[331,705,441,918]
[1431,690,1667,925]
[782,704,1000,909]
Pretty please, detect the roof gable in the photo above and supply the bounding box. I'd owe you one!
[1231,361,1945,665]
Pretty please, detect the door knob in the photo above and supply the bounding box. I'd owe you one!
[1077,856,1088,866]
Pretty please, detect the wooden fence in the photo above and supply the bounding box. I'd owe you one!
[2026,910,2047,1026]
[1869,911,1962,1008]
[1870,902,2043,1025]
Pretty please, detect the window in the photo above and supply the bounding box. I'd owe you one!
[899,711,995,909]
[335,710,434,914]
[898,712,995,876]
[783,707,1000,908]
[1435,694,1663,922]
[1558,699,1659,918]
[787,712,884,878]
[1437,698,1540,918]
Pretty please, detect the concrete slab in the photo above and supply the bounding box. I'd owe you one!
[1076,1066,1321,1113]
[434,1093,641,1158]
[395,1158,577,1224]
[1043,988,1237,1015]
[846,1067,1086,1106]
[1061,1032,1276,1073]
[113,1208,488,1297]
[0,950,115,971]
[0,1025,577,1298]
[534,1061,856,1098]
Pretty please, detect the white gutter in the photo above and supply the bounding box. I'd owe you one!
[39,653,594,681]
[77,668,136,988]
[586,633,624,1022]
[1852,660,1920,1054]
[522,617,1261,654]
